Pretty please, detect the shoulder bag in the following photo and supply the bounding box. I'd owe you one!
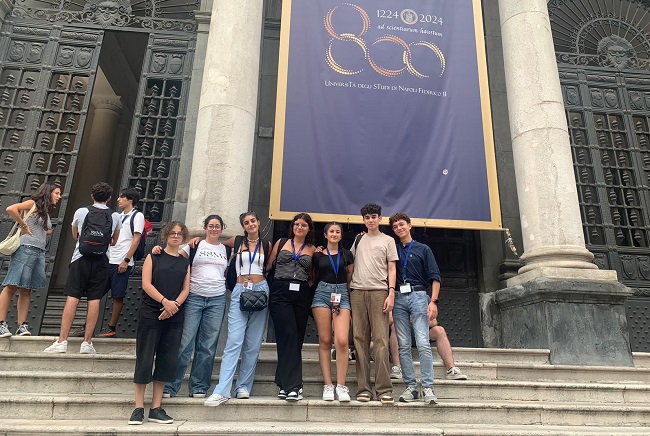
[0,204,37,256]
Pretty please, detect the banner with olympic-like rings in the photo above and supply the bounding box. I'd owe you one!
[270,0,501,230]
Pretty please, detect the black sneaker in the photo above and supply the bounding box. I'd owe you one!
[286,387,303,402]
[128,407,144,425]
[148,407,174,424]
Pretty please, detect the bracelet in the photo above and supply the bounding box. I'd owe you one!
[161,297,165,304]
[388,286,395,290]
[18,224,26,228]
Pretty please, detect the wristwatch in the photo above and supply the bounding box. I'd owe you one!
[124,257,131,263]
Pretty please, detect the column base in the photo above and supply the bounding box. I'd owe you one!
[493,276,634,366]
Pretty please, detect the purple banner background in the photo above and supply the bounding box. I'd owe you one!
[278,0,493,222]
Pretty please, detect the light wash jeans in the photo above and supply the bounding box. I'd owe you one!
[392,290,435,388]
[212,281,269,398]
[165,293,226,396]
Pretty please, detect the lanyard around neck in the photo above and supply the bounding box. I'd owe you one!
[399,240,415,283]
[326,247,341,284]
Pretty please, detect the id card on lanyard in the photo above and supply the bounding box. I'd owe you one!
[243,240,261,290]
[327,248,342,311]
[399,241,414,294]
[290,239,306,290]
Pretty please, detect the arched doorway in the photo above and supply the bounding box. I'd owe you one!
[550,0,650,351]
[0,0,197,334]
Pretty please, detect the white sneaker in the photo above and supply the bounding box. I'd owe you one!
[390,365,403,380]
[235,388,250,399]
[422,387,438,404]
[44,339,67,353]
[79,341,96,354]
[162,392,171,398]
[204,393,228,407]
[322,384,335,401]
[446,366,468,380]
[335,385,350,402]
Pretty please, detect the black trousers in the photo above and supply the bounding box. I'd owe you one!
[133,313,183,384]
[269,279,311,391]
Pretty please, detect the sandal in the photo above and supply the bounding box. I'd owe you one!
[379,394,394,404]
[356,392,372,402]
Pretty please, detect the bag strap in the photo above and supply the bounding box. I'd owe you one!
[353,234,364,251]
[189,243,198,267]
[22,203,37,222]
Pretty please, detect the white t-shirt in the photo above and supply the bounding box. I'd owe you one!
[108,209,145,266]
[182,240,228,297]
[70,204,122,264]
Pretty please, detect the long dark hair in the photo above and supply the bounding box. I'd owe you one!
[324,221,344,250]
[31,182,59,229]
[239,211,258,239]
[288,213,315,245]
[204,214,225,230]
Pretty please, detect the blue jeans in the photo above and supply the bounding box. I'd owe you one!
[392,290,435,388]
[212,281,269,398]
[165,293,226,396]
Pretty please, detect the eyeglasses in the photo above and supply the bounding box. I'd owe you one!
[207,225,222,230]
[169,232,183,237]
[293,223,309,228]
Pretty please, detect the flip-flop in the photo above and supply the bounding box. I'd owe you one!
[379,394,394,404]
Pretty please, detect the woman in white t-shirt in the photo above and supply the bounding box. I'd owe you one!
[163,214,229,398]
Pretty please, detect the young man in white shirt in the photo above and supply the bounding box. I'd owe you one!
[99,188,144,337]
[44,182,122,354]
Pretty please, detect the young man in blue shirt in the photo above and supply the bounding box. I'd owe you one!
[390,212,441,404]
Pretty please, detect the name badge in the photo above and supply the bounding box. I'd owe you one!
[289,282,301,292]
[243,281,254,290]
[330,293,342,304]
[399,283,412,294]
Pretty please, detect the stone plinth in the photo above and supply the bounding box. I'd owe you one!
[494,278,634,366]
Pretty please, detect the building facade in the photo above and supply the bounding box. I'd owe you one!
[0,0,647,363]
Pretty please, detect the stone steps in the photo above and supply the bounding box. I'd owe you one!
[3,420,650,436]
[2,420,650,436]
[3,350,650,384]
[2,394,650,427]
[1,370,648,404]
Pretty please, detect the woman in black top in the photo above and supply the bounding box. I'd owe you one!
[129,221,190,426]
[311,222,354,402]
[266,213,316,402]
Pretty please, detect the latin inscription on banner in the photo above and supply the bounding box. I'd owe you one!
[271,0,501,229]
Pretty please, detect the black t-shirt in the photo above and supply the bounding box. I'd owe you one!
[140,251,189,323]
[313,249,353,284]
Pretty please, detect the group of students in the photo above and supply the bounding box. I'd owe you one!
[0,182,466,426]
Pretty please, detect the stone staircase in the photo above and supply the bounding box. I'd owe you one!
[0,337,649,435]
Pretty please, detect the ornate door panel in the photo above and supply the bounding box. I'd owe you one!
[551,0,650,351]
[98,33,196,337]
[0,22,102,329]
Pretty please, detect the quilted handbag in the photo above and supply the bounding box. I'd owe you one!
[0,204,36,256]
[239,290,268,312]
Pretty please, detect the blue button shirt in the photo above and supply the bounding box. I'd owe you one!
[396,240,442,288]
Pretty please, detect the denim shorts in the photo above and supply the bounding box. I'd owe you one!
[311,281,351,311]
[2,244,47,290]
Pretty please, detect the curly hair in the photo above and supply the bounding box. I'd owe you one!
[389,212,411,227]
[360,203,382,217]
[161,221,189,244]
[91,182,113,203]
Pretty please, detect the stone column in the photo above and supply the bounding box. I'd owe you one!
[185,0,264,237]
[494,0,633,366]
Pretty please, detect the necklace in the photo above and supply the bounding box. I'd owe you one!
[247,237,259,244]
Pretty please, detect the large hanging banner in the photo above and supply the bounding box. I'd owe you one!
[270,0,501,229]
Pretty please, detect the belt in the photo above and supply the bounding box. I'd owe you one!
[411,285,427,292]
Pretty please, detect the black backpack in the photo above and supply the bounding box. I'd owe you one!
[78,206,114,257]
[129,210,152,262]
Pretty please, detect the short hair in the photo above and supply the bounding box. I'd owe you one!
[360,203,381,217]
[161,221,189,244]
[119,188,141,206]
[204,214,225,230]
[91,182,113,203]
[389,212,411,227]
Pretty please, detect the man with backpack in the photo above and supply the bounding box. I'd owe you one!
[98,188,145,338]
[44,182,122,354]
